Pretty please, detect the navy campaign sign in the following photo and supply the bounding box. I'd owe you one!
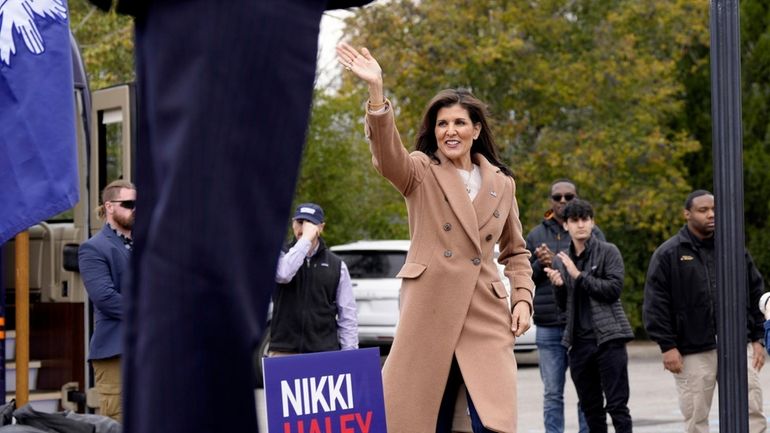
[263,348,387,433]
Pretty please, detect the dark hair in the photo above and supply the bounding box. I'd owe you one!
[415,88,513,177]
[684,189,712,210]
[550,178,578,194]
[562,199,594,220]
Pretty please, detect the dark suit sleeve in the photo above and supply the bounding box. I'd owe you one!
[78,242,123,319]
[643,249,676,352]
[747,251,765,342]
[577,243,624,303]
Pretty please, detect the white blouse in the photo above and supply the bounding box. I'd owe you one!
[456,164,481,201]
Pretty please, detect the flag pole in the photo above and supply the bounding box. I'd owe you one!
[14,231,29,407]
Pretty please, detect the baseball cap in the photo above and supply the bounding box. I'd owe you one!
[293,203,325,225]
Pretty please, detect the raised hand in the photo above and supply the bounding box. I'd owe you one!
[300,221,321,242]
[336,42,382,85]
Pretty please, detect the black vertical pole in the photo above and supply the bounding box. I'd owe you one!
[710,1,748,432]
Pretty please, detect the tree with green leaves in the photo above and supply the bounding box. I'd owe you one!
[308,0,708,332]
[674,0,770,282]
[292,90,409,244]
[738,0,770,277]
[69,0,134,90]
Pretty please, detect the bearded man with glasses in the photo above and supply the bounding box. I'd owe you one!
[525,179,604,433]
[78,179,136,422]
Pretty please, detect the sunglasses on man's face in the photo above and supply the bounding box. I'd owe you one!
[111,200,136,210]
[551,193,575,202]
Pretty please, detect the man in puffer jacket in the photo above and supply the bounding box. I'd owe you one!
[525,179,603,433]
[545,199,634,433]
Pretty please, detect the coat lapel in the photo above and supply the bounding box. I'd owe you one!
[430,153,481,254]
[473,154,506,229]
[102,224,131,259]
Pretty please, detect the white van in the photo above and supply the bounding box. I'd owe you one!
[331,240,537,354]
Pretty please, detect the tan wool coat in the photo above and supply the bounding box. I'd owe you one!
[365,103,535,433]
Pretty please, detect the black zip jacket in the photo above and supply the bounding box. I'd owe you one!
[270,238,342,353]
[526,212,605,327]
[643,225,765,355]
[553,237,634,347]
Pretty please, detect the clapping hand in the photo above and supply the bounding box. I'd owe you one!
[544,267,564,286]
[557,251,580,279]
[535,243,554,267]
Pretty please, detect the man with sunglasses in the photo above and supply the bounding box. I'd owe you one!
[525,179,604,433]
[78,179,136,422]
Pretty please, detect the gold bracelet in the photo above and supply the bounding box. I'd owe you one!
[367,99,387,110]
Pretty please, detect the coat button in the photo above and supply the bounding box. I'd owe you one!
[485,234,493,241]
[472,257,481,266]
[493,210,500,218]
[443,223,452,231]
[444,250,453,258]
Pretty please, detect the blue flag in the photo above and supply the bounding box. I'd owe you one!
[0,0,78,245]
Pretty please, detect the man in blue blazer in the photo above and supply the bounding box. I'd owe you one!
[78,179,136,422]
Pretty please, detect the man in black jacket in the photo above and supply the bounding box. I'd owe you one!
[525,179,603,433]
[545,199,634,433]
[643,190,766,433]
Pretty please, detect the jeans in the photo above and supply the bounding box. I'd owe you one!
[537,325,588,433]
[436,357,494,433]
[569,339,632,433]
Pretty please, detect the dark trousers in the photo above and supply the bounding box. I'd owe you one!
[569,339,632,433]
[436,357,494,433]
[126,1,325,432]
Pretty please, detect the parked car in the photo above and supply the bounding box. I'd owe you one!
[330,240,537,354]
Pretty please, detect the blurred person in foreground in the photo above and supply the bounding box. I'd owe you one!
[85,1,374,432]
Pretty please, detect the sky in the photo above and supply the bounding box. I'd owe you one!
[316,1,389,90]
[316,10,353,90]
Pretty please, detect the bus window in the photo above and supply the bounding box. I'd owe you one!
[99,108,124,185]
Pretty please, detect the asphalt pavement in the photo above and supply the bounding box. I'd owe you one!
[256,341,770,432]
[515,340,770,433]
